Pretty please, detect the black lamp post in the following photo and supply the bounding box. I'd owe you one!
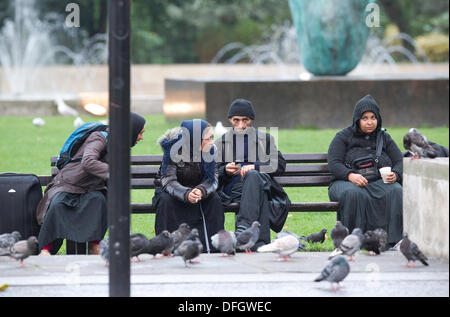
[107,0,131,297]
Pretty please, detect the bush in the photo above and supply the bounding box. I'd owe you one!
[415,33,449,62]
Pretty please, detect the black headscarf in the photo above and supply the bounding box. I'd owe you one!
[352,94,382,135]
[131,112,146,147]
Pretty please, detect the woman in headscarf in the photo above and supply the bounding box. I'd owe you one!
[327,95,403,247]
[37,112,146,255]
[153,119,224,253]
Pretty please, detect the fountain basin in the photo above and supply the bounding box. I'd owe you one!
[164,74,449,128]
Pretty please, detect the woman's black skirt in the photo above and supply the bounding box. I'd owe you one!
[153,188,225,253]
[37,191,107,254]
[329,179,403,245]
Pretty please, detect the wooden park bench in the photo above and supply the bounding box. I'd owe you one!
[37,153,339,254]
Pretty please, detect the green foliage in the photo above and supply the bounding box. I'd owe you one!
[1,0,447,64]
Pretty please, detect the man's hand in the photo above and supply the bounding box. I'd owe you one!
[225,162,240,176]
[348,173,368,187]
[240,164,255,177]
[188,188,202,204]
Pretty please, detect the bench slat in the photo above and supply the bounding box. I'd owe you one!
[51,153,329,166]
[130,201,339,213]
[40,175,333,189]
[50,164,331,179]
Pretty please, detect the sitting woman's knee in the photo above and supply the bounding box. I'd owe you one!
[342,187,363,200]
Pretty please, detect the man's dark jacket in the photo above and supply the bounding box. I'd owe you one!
[214,126,290,232]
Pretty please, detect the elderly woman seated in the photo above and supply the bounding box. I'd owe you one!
[152,119,225,253]
[327,95,403,247]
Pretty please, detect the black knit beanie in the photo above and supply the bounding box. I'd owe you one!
[131,112,146,147]
[227,98,255,120]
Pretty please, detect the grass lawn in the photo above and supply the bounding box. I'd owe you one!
[0,115,448,254]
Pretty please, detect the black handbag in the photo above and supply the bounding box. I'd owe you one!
[351,130,384,182]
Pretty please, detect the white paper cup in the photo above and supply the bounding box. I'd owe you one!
[379,167,391,183]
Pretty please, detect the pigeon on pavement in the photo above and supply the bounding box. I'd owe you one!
[403,128,437,159]
[330,221,349,249]
[174,237,203,267]
[329,228,364,261]
[257,234,299,261]
[99,237,109,266]
[314,256,350,291]
[362,230,380,255]
[147,230,173,258]
[400,233,429,267]
[130,233,150,262]
[211,230,237,256]
[301,228,328,244]
[276,230,306,250]
[1,236,38,267]
[184,228,201,243]
[373,228,388,252]
[235,221,261,253]
[0,231,22,250]
[171,223,191,252]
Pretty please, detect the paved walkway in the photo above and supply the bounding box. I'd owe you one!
[0,250,448,297]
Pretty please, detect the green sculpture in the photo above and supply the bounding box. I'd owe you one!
[289,0,374,75]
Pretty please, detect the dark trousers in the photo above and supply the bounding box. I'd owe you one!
[229,170,274,249]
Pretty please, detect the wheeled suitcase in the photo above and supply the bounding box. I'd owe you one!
[0,173,42,239]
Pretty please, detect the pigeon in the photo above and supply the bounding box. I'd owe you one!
[147,230,172,258]
[330,221,349,249]
[184,228,201,243]
[73,117,84,128]
[171,223,191,253]
[361,230,380,255]
[174,237,203,267]
[235,221,261,253]
[257,234,299,261]
[0,231,22,249]
[399,233,429,267]
[211,230,237,256]
[55,97,79,116]
[329,228,364,261]
[32,117,45,127]
[214,121,228,138]
[0,236,39,267]
[301,228,328,244]
[403,128,437,159]
[99,237,109,266]
[276,230,306,251]
[130,233,150,262]
[314,256,350,291]
[373,228,388,252]
[161,232,175,257]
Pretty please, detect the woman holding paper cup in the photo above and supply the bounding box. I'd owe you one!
[327,95,404,246]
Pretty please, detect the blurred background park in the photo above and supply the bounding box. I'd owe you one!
[0,0,448,253]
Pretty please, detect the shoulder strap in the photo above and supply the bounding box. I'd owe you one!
[374,129,385,164]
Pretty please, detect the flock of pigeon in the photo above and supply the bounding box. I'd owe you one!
[97,219,428,291]
[0,220,429,291]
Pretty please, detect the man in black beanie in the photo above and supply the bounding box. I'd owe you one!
[214,98,290,249]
